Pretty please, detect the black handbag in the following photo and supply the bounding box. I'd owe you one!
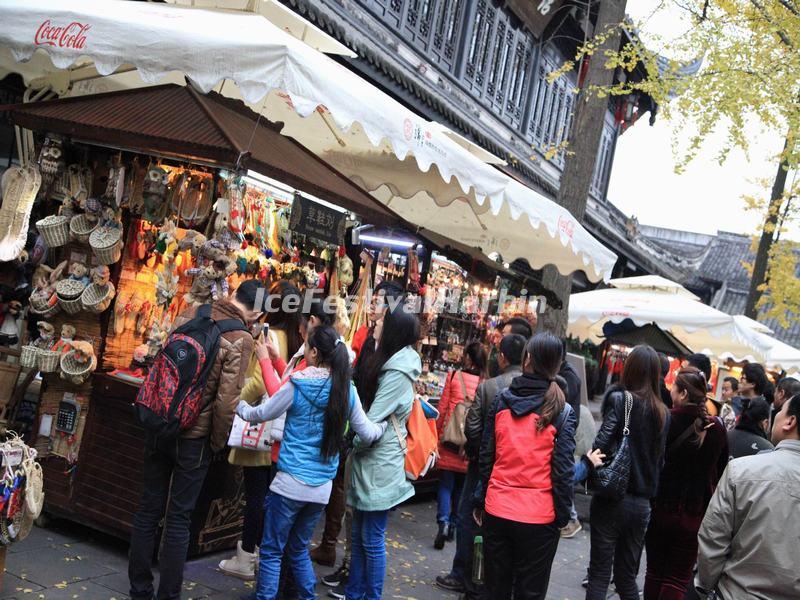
[590,391,633,500]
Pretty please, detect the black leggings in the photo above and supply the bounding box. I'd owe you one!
[241,465,271,553]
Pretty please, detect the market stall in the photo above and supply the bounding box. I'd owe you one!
[0,85,416,553]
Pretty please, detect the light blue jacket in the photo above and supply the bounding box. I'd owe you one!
[348,345,421,511]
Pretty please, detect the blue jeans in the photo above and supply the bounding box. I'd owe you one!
[436,469,464,525]
[344,509,389,600]
[256,492,325,600]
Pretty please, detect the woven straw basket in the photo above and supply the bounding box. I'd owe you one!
[60,350,96,384]
[28,300,60,319]
[19,345,38,368]
[56,279,86,300]
[69,213,97,243]
[81,281,116,314]
[89,227,123,265]
[37,349,61,373]
[36,215,70,248]
[58,295,84,315]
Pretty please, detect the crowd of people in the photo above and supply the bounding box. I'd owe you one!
[126,278,800,600]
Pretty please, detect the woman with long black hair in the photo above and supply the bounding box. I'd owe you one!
[345,301,421,600]
[727,396,774,459]
[586,345,669,600]
[644,366,728,599]
[236,325,385,600]
[475,332,577,600]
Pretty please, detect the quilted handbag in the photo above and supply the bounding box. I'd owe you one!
[590,391,633,500]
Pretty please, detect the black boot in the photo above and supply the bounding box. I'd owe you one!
[434,521,449,550]
[447,523,456,542]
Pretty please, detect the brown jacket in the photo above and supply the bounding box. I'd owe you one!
[173,300,254,451]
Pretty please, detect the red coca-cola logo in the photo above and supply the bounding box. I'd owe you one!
[34,20,91,50]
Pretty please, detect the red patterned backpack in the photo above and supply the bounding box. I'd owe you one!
[135,304,247,440]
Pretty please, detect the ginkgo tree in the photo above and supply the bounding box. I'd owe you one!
[550,0,800,327]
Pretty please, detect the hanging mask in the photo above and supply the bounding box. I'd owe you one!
[38,135,66,188]
[143,166,170,223]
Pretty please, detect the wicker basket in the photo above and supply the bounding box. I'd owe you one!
[55,278,86,300]
[19,345,38,368]
[36,215,70,248]
[81,281,116,313]
[69,213,97,243]
[89,227,123,265]
[28,301,60,319]
[58,295,84,315]
[60,349,96,384]
[37,349,61,373]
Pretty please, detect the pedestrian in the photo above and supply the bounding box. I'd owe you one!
[474,332,577,600]
[433,341,487,549]
[770,376,800,429]
[236,325,385,600]
[733,362,768,417]
[219,281,305,581]
[694,393,800,599]
[486,321,505,378]
[586,344,669,600]
[345,302,421,600]
[322,283,406,599]
[502,315,533,338]
[643,367,728,600]
[559,344,583,538]
[727,397,773,459]
[719,376,738,430]
[128,280,260,600]
[684,353,719,417]
[435,333,526,597]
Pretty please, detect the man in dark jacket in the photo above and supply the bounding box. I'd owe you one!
[435,334,525,596]
[129,281,259,600]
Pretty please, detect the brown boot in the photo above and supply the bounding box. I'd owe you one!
[309,542,336,567]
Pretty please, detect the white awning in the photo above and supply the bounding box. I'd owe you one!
[568,277,774,364]
[0,0,617,281]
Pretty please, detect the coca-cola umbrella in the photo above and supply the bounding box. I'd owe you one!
[0,0,617,282]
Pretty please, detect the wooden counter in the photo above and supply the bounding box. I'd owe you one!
[41,373,245,556]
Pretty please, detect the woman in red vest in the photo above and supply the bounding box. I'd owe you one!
[475,332,577,600]
[433,342,487,549]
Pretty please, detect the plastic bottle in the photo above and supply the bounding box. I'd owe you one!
[472,535,484,584]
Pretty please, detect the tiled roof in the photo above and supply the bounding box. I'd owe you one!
[692,232,753,287]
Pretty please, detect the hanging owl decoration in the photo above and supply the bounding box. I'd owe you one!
[142,165,170,224]
[38,135,66,191]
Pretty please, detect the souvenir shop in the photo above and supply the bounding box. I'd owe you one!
[0,84,419,553]
[0,84,536,553]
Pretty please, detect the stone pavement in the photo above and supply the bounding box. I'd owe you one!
[0,489,644,600]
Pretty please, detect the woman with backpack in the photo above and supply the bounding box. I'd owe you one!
[236,325,385,600]
[433,341,487,550]
[474,332,577,600]
[345,301,421,600]
[643,366,728,599]
[586,345,669,600]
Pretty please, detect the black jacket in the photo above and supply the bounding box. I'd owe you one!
[593,387,670,499]
[464,366,522,460]
[560,361,582,426]
[727,426,773,460]
[477,373,576,527]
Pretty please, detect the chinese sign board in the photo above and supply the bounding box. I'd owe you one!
[288,194,346,246]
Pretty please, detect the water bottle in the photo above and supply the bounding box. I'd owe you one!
[472,535,484,584]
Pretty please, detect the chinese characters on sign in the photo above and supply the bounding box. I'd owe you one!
[288,194,346,246]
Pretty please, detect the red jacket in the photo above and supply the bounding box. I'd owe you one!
[436,369,480,473]
[479,372,576,527]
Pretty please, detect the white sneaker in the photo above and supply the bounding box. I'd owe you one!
[219,541,256,580]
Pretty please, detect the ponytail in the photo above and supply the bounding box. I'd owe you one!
[307,325,352,459]
[524,332,567,431]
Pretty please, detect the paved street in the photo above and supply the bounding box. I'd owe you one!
[0,489,643,600]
